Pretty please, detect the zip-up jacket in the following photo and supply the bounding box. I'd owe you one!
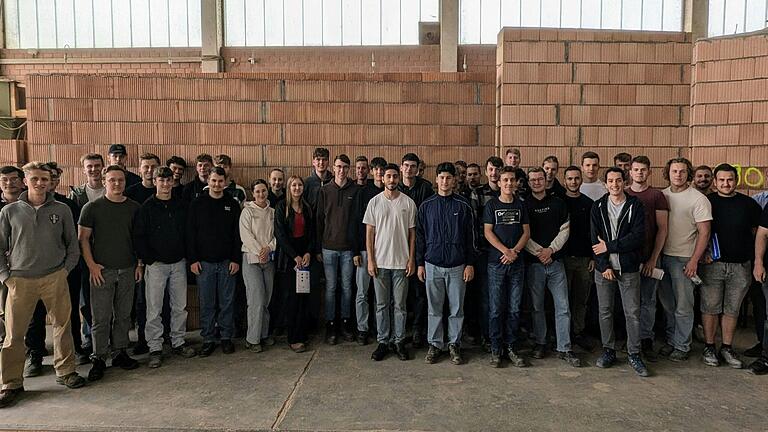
[398,177,434,208]
[416,193,477,268]
[133,195,187,265]
[304,170,333,210]
[0,191,80,282]
[186,191,242,264]
[240,201,277,258]
[274,200,317,272]
[590,194,646,273]
[316,180,362,252]
[182,176,207,203]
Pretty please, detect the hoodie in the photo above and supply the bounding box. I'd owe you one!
[239,201,277,262]
[590,194,646,273]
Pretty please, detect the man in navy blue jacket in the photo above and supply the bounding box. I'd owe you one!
[590,167,649,377]
[416,163,477,365]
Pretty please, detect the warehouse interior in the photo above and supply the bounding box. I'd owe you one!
[0,0,767,430]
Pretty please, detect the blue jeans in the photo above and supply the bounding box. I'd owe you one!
[527,259,572,352]
[197,260,236,343]
[322,249,354,322]
[487,260,524,354]
[355,251,371,332]
[659,255,695,352]
[144,260,188,352]
[425,263,466,350]
[373,268,408,344]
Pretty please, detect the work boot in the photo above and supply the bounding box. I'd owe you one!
[0,388,24,408]
[371,343,388,361]
[88,358,107,381]
[393,342,409,361]
[448,344,463,365]
[559,351,581,367]
[148,351,163,368]
[424,345,441,364]
[172,344,197,358]
[325,321,338,345]
[506,346,529,368]
[341,319,355,342]
[56,372,86,388]
[357,331,369,346]
[23,357,43,378]
[112,350,139,370]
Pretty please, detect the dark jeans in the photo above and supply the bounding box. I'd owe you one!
[281,271,310,345]
[487,260,524,353]
[133,280,147,344]
[762,282,768,357]
[407,274,427,336]
[198,261,237,343]
[26,266,83,359]
[466,253,489,340]
[750,281,766,346]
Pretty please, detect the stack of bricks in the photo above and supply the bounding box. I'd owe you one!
[497,28,692,187]
[24,72,496,193]
[690,33,768,191]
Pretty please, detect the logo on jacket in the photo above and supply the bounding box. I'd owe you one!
[224,206,231,211]
[49,214,60,224]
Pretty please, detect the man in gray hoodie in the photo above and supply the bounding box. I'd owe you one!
[0,162,85,408]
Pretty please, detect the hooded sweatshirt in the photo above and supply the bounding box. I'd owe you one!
[239,201,277,263]
[0,191,80,282]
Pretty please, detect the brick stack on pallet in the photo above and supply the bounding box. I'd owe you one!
[497,28,692,187]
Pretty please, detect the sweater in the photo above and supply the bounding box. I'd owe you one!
[239,201,277,261]
[133,196,187,265]
[316,180,362,252]
[186,192,242,264]
[0,192,80,282]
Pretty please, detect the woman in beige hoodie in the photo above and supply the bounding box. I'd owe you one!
[239,179,277,353]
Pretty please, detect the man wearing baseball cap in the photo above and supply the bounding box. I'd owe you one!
[108,144,141,188]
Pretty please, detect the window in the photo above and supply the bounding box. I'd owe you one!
[708,0,768,36]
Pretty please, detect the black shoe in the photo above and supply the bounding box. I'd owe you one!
[669,349,689,362]
[596,349,617,368]
[573,334,595,352]
[394,342,409,361]
[56,372,87,388]
[148,351,163,368]
[480,337,492,354]
[744,343,763,358]
[341,320,355,342]
[23,358,43,378]
[357,331,369,346]
[112,351,139,370]
[490,352,502,368]
[199,342,216,358]
[132,341,150,355]
[748,357,768,375]
[88,359,107,381]
[641,339,658,363]
[76,351,91,366]
[325,321,338,345]
[658,343,675,357]
[424,345,441,364]
[371,343,388,361]
[412,329,424,349]
[531,344,547,359]
[0,387,24,408]
[506,346,529,368]
[448,344,463,365]
[559,351,581,367]
[628,353,650,377]
[221,340,235,354]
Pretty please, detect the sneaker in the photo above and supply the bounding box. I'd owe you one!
[23,358,43,378]
[132,341,150,356]
[720,347,743,369]
[148,351,163,368]
[531,344,547,359]
[641,339,658,363]
[595,349,617,368]
[669,349,689,362]
[341,320,355,342]
[448,344,463,365]
[357,331,369,346]
[290,343,307,353]
[702,346,720,367]
[221,340,235,354]
[748,357,768,375]
[744,343,763,358]
[0,387,24,408]
[325,321,338,345]
[198,342,216,358]
[573,334,596,352]
[424,345,441,364]
[658,343,675,357]
[628,353,650,377]
[88,358,107,381]
[245,342,263,353]
[506,347,529,368]
[393,342,409,361]
[371,343,388,361]
[112,351,139,370]
[172,344,197,358]
[490,352,502,368]
[559,351,581,367]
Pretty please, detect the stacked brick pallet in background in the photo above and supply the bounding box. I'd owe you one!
[24,72,496,193]
[497,28,692,187]
[690,32,768,191]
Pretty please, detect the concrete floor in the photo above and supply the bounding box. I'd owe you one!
[1,329,766,432]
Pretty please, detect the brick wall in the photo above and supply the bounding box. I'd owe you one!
[690,32,768,190]
[25,72,495,191]
[497,28,692,186]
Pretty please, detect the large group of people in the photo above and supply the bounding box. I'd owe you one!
[0,143,767,409]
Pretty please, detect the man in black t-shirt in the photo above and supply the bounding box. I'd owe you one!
[483,167,530,368]
[700,164,761,369]
[750,202,768,375]
[524,168,580,367]
[561,166,595,351]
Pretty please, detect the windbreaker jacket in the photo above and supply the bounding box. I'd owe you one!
[416,193,477,268]
[590,194,646,273]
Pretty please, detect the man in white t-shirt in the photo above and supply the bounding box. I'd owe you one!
[364,164,417,362]
[658,157,712,362]
[579,151,607,201]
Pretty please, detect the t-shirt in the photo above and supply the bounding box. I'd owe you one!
[662,186,713,258]
[607,198,626,271]
[525,193,570,260]
[563,194,594,257]
[363,192,417,270]
[125,183,156,205]
[760,205,768,262]
[626,187,669,260]
[580,180,607,202]
[707,192,761,263]
[85,184,105,203]
[483,197,529,264]
[79,196,140,269]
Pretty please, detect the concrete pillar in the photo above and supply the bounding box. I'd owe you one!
[440,0,458,72]
[683,0,709,41]
[201,0,223,73]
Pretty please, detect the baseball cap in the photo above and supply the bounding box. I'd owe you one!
[108,144,127,155]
